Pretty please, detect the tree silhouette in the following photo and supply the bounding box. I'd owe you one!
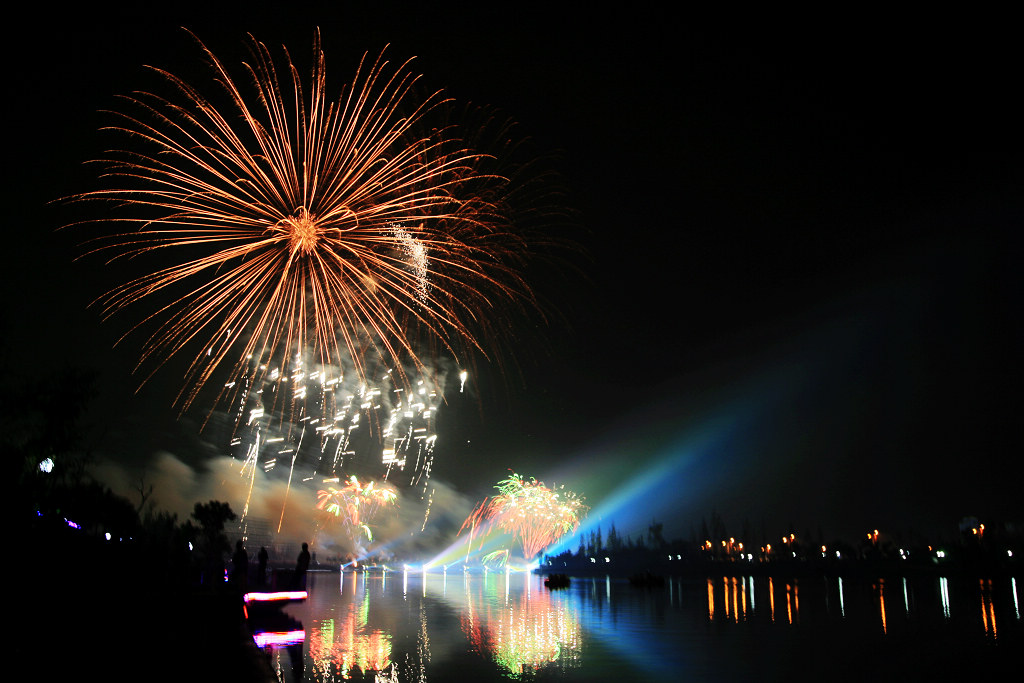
[188,500,237,584]
[648,521,665,548]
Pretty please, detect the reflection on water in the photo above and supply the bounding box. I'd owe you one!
[876,579,887,634]
[708,575,802,624]
[308,590,393,678]
[255,569,1022,681]
[980,578,997,639]
[460,571,582,676]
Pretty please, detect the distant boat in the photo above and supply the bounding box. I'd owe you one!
[544,574,570,589]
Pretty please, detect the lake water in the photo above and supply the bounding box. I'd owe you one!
[250,569,1021,682]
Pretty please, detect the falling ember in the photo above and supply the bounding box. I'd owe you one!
[391,224,430,305]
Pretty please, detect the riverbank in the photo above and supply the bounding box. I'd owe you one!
[18,577,278,682]
[17,574,278,682]
[15,524,278,682]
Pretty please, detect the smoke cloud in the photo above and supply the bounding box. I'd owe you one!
[92,450,478,562]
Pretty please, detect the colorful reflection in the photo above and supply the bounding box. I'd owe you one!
[786,581,799,625]
[460,574,582,676]
[874,579,887,634]
[708,574,1021,638]
[704,577,798,626]
[720,576,748,622]
[254,629,305,648]
[251,571,1022,681]
[307,589,393,680]
[980,578,997,639]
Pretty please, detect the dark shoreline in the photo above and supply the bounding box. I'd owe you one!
[16,513,1018,682]
[537,559,1022,581]
[17,522,276,682]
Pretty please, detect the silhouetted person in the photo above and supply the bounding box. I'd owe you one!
[294,542,311,589]
[257,546,269,586]
[232,540,249,589]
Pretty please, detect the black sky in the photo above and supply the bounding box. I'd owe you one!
[6,6,1021,543]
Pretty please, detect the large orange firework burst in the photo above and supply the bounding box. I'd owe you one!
[66,30,559,413]
[461,473,588,560]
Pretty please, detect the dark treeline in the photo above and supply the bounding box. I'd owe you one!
[7,366,241,589]
[6,368,274,679]
[543,516,1022,579]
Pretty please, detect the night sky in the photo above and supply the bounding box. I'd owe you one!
[7,6,1021,545]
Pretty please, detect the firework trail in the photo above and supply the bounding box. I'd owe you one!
[460,472,587,560]
[459,499,492,563]
[66,30,552,419]
[226,350,451,529]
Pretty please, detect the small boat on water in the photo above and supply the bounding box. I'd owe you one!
[544,573,570,589]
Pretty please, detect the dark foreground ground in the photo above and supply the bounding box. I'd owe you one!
[16,525,277,683]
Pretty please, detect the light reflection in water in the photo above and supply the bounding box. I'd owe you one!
[874,579,887,635]
[701,573,1024,637]
[705,575,789,624]
[723,576,730,620]
[697,574,1024,638]
[254,629,305,648]
[413,599,429,683]
[307,588,393,679]
[460,571,582,676]
[251,571,1021,681]
[785,582,798,625]
[980,578,997,639]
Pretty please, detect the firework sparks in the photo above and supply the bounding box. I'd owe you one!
[461,472,588,560]
[227,351,442,530]
[66,30,548,416]
[316,475,398,543]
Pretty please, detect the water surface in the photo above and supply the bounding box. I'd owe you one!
[251,569,1021,681]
